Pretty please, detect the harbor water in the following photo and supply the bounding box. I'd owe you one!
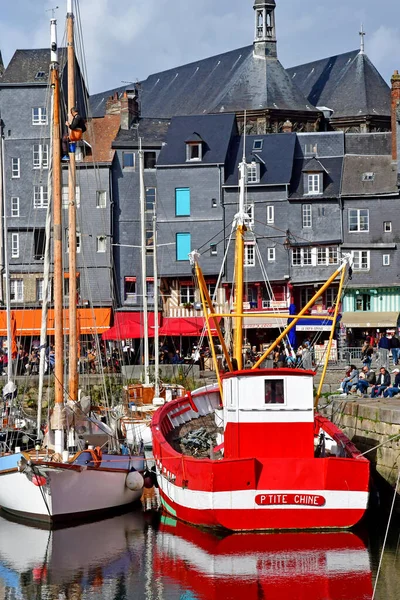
[0,508,397,599]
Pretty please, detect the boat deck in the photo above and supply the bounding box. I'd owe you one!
[166,414,223,459]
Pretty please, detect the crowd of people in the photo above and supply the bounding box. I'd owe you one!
[338,365,400,399]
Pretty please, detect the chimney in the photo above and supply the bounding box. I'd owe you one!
[391,70,400,162]
[120,89,140,130]
[282,120,293,133]
[105,92,121,115]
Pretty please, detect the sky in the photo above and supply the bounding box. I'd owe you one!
[0,0,400,95]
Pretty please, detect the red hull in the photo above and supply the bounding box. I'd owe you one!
[151,374,370,531]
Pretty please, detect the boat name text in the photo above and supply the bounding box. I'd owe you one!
[255,494,326,507]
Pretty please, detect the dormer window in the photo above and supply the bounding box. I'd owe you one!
[253,139,263,152]
[362,172,375,182]
[302,158,325,196]
[247,160,260,184]
[307,173,322,195]
[35,71,46,80]
[185,132,203,162]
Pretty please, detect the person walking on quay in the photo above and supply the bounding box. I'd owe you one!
[378,333,391,370]
[370,367,391,398]
[391,335,400,366]
[383,369,400,398]
[355,366,376,396]
[361,341,374,368]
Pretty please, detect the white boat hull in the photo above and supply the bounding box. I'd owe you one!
[0,462,142,523]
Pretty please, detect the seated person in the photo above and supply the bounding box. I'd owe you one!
[340,365,359,396]
[383,369,400,398]
[371,367,391,398]
[355,366,376,396]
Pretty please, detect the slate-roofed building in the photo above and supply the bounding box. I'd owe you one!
[0,48,116,342]
[287,49,391,132]
[91,1,321,135]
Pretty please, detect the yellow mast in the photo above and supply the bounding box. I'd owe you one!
[314,265,347,408]
[67,0,78,402]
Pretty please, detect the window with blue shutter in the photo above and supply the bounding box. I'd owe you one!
[175,188,191,216]
[176,233,191,261]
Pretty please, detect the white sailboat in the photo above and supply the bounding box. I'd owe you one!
[0,1,145,525]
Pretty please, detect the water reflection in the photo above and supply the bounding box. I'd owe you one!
[0,510,378,600]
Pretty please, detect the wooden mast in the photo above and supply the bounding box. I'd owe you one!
[50,16,65,454]
[67,0,78,401]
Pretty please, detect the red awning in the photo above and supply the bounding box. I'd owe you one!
[102,312,160,340]
[159,317,219,337]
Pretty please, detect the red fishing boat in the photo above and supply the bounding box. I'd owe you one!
[154,517,373,600]
[151,151,369,531]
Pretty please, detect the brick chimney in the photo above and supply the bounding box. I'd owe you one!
[105,92,121,115]
[120,90,140,130]
[391,70,400,162]
[282,119,293,133]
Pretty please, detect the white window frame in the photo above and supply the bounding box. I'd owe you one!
[267,205,274,224]
[383,254,390,266]
[11,233,19,258]
[11,197,19,217]
[247,162,260,184]
[36,278,51,302]
[210,243,218,256]
[96,190,107,208]
[122,151,135,170]
[96,235,107,253]
[267,248,275,262]
[302,204,312,228]
[62,186,81,208]
[244,243,256,267]
[384,221,392,233]
[66,230,81,254]
[32,107,47,125]
[180,284,195,305]
[351,250,370,271]
[10,279,24,302]
[306,173,322,195]
[33,185,48,208]
[317,246,338,266]
[186,143,202,162]
[292,247,312,266]
[348,208,369,233]
[246,204,254,226]
[11,158,20,178]
[33,144,49,169]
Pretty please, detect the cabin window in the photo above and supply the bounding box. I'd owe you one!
[144,151,156,169]
[265,380,285,404]
[175,188,190,216]
[11,197,20,217]
[176,233,191,261]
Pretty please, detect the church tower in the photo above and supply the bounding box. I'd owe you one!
[253,0,277,58]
